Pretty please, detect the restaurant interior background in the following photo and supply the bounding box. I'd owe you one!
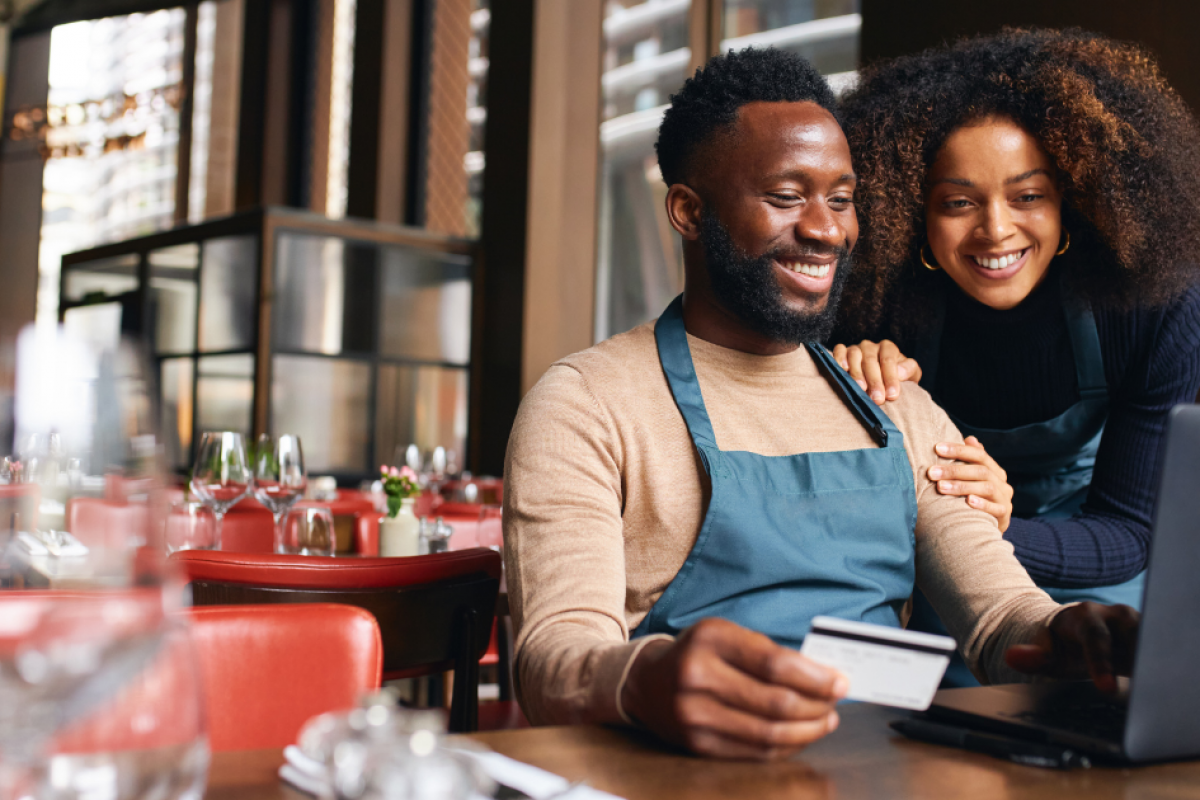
[0,0,1195,483]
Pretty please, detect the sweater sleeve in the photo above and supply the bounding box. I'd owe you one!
[502,362,672,726]
[902,393,1061,684]
[1004,287,1200,587]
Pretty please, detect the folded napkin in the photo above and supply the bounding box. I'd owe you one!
[281,746,332,798]
[17,530,89,558]
[279,742,624,800]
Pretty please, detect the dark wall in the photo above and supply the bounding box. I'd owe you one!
[860,0,1200,113]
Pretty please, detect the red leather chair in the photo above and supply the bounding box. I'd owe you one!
[169,548,501,732]
[0,593,381,752]
[218,508,275,552]
[190,604,382,750]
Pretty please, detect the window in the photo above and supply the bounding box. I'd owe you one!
[39,9,188,325]
[594,0,860,341]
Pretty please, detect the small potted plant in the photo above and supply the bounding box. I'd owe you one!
[378,465,421,556]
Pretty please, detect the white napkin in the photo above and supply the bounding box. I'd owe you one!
[280,745,333,798]
[279,742,625,800]
[17,530,89,557]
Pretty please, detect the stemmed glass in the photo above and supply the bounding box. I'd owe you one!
[253,434,307,554]
[189,432,251,551]
[1,325,209,799]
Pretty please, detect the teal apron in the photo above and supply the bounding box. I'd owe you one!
[632,296,917,646]
[909,277,1145,685]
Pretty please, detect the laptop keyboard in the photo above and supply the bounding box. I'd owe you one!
[1008,698,1128,742]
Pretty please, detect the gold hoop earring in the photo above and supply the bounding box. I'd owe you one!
[920,244,941,272]
[1056,230,1071,256]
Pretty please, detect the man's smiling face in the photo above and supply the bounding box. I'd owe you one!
[689,101,858,344]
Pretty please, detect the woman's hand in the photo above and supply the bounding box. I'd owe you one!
[929,436,1014,532]
[831,340,922,406]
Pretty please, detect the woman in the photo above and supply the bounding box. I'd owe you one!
[831,28,1200,652]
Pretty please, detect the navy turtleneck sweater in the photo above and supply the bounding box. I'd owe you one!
[899,272,1200,588]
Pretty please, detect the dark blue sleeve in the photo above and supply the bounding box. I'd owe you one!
[1003,287,1200,587]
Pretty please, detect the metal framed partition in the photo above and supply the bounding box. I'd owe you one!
[59,206,475,481]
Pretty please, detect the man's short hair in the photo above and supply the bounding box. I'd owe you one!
[655,47,837,188]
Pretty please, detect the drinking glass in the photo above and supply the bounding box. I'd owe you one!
[189,432,251,550]
[476,504,503,551]
[253,434,307,554]
[1,594,209,800]
[164,501,217,554]
[1,325,209,799]
[281,506,335,556]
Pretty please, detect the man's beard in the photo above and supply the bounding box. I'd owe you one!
[698,208,850,346]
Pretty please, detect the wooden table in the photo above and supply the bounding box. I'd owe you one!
[203,703,1200,799]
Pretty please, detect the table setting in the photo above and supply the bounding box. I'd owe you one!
[276,692,617,800]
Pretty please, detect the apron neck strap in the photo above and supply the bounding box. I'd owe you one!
[655,296,893,450]
[655,296,719,448]
[1063,298,1108,401]
[806,343,892,447]
[916,270,1107,402]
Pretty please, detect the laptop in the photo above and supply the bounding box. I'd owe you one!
[923,403,1200,764]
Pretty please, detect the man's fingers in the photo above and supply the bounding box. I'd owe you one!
[1108,605,1140,675]
[707,627,846,701]
[683,711,837,761]
[694,656,840,722]
[1005,643,1052,674]
[1079,613,1117,693]
[677,694,839,755]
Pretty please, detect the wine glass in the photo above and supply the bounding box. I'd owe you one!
[252,434,307,554]
[189,432,251,551]
[0,325,209,799]
[476,504,503,552]
[163,501,217,554]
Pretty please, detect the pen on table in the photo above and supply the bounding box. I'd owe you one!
[889,718,1092,770]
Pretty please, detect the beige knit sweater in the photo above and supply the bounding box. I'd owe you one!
[503,321,1061,726]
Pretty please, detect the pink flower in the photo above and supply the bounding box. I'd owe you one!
[399,466,417,480]
[379,464,388,473]
[389,466,401,477]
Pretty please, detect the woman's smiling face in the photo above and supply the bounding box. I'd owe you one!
[924,116,1064,310]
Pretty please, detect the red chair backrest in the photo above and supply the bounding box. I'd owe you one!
[0,589,202,755]
[189,604,382,750]
[356,512,382,556]
[219,508,275,552]
[66,498,150,550]
[169,548,501,732]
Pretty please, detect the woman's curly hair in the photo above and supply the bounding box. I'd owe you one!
[835,27,1200,342]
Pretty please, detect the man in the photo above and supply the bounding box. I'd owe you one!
[503,48,1137,760]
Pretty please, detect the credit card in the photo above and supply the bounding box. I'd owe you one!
[799,616,956,711]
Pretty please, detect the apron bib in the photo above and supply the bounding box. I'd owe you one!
[632,296,917,647]
[910,276,1144,685]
